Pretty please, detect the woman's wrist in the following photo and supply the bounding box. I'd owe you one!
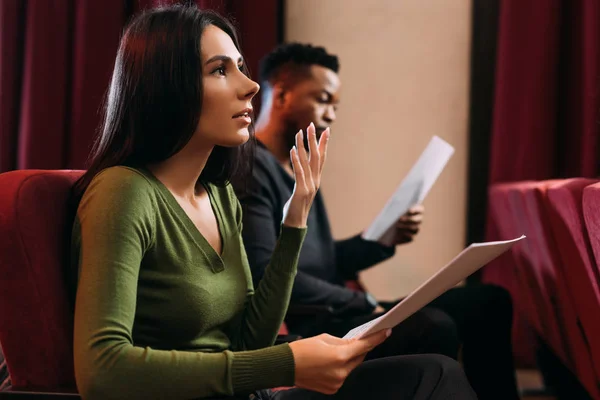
[282,214,307,228]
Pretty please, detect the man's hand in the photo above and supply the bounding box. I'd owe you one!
[377,205,424,247]
[373,305,386,314]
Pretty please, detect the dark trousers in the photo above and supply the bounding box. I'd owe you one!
[289,284,518,400]
[265,354,477,400]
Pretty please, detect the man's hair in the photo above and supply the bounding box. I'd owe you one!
[259,43,339,86]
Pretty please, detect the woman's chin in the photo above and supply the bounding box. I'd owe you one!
[220,129,250,147]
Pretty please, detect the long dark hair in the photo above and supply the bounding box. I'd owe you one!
[73,4,254,201]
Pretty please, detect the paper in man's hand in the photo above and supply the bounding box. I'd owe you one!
[363,136,454,242]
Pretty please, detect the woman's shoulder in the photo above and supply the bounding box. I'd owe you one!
[83,166,156,207]
[90,166,153,190]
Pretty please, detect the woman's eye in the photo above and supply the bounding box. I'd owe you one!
[238,64,244,71]
[213,66,226,76]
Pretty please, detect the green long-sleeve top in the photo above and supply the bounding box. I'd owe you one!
[70,166,306,400]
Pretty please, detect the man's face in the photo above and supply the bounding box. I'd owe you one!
[282,65,341,138]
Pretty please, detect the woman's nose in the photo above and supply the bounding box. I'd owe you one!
[242,78,260,100]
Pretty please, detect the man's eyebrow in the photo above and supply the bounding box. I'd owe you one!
[205,55,243,65]
[321,90,336,101]
[321,90,341,104]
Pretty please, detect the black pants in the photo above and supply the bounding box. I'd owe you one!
[288,285,518,400]
[263,354,477,400]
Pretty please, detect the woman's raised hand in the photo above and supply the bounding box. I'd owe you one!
[282,123,330,228]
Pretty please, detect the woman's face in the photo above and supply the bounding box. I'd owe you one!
[195,25,260,147]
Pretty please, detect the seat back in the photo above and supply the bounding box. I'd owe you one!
[508,181,572,366]
[583,183,600,282]
[484,183,540,367]
[484,183,523,290]
[487,184,544,329]
[0,170,84,390]
[546,178,600,396]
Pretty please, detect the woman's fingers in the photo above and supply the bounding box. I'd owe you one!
[290,146,306,189]
[295,130,314,191]
[319,334,349,346]
[295,130,309,171]
[317,127,330,175]
[307,123,320,182]
[282,124,330,229]
[346,329,390,358]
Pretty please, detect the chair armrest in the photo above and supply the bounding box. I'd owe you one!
[0,388,80,399]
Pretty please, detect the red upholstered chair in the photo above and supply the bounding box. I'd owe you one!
[0,169,84,398]
[583,183,600,283]
[583,182,600,398]
[485,183,544,338]
[545,178,600,399]
[506,181,574,367]
[515,180,600,398]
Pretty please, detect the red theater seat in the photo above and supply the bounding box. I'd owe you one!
[483,183,539,366]
[507,181,573,368]
[0,170,83,398]
[583,183,600,282]
[546,178,600,398]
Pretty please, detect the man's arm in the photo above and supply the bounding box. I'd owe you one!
[334,235,395,279]
[335,205,425,278]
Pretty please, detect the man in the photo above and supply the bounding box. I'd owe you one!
[235,43,519,400]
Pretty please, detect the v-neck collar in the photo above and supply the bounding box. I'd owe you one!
[139,166,226,273]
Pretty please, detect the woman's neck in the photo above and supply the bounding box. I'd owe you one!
[147,140,213,202]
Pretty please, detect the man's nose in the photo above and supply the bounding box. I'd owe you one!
[323,105,336,123]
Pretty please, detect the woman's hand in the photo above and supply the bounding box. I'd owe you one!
[289,330,390,394]
[282,123,330,228]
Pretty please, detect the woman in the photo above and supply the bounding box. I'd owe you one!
[70,5,477,400]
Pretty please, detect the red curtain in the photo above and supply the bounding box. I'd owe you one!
[0,0,280,173]
[488,0,600,184]
[481,0,600,366]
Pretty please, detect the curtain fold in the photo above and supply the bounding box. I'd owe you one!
[0,1,26,172]
[488,0,599,184]
[488,0,562,184]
